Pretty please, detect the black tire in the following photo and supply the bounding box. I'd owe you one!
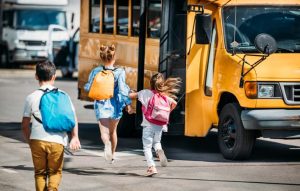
[218,103,256,160]
[0,47,9,68]
[61,70,73,78]
[117,112,136,137]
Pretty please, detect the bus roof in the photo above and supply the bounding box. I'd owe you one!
[201,0,300,6]
[4,0,68,6]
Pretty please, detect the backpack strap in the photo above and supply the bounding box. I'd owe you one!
[32,113,43,124]
[38,88,59,93]
[38,88,48,92]
[33,88,59,124]
[103,65,118,71]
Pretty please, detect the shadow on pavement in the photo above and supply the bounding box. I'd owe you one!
[2,164,300,187]
[55,76,78,82]
[0,122,300,163]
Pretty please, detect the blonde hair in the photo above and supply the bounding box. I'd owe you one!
[150,73,182,99]
[99,44,116,63]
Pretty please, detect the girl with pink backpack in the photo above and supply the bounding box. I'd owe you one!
[129,73,181,176]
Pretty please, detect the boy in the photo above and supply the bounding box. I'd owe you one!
[21,61,81,191]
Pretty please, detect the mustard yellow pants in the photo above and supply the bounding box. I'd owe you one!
[30,140,64,191]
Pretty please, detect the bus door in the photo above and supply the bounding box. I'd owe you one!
[185,8,217,137]
[159,0,187,134]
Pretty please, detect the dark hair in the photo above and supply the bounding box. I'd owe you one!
[150,73,181,99]
[36,60,56,82]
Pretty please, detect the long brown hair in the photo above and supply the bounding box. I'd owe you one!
[99,44,116,63]
[150,73,181,99]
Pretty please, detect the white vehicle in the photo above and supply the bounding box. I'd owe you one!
[0,0,73,67]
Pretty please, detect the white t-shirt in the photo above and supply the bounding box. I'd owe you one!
[138,89,176,131]
[23,84,71,146]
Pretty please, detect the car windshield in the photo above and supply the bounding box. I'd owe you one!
[16,10,66,30]
[223,6,300,53]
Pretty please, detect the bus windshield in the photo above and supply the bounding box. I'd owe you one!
[223,6,300,53]
[16,10,67,30]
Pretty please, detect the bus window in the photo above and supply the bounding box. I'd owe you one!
[103,0,114,34]
[117,0,129,36]
[132,0,140,36]
[89,0,100,33]
[205,22,218,96]
[148,0,161,38]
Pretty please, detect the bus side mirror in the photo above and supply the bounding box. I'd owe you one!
[254,33,277,55]
[195,14,212,44]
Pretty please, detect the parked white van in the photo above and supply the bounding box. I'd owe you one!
[1,0,73,66]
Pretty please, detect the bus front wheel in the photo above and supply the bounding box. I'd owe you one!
[218,103,256,160]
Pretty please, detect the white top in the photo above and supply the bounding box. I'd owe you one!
[138,89,176,131]
[23,84,70,146]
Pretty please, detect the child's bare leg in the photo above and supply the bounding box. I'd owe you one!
[109,119,120,157]
[99,119,110,144]
[99,119,113,161]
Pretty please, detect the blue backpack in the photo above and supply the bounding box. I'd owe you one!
[33,88,75,132]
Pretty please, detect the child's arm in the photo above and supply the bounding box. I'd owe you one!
[84,67,100,92]
[129,91,138,99]
[21,117,31,143]
[117,69,132,106]
[69,115,81,151]
[169,98,178,111]
[125,91,138,114]
[22,95,32,144]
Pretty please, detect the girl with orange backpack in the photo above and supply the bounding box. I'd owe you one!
[129,73,181,176]
[84,44,131,163]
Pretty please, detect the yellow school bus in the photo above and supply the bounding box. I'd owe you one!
[78,0,300,159]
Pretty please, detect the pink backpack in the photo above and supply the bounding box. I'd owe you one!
[142,91,171,126]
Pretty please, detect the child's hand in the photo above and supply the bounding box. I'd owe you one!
[125,105,134,114]
[69,136,81,152]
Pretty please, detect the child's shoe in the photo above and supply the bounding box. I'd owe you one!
[110,158,115,164]
[156,149,168,167]
[104,141,113,161]
[145,166,157,177]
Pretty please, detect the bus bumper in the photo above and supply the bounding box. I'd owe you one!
[241,109,300,130]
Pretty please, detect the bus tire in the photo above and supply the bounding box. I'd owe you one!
[218,103,256,160]
[117,112,135,137]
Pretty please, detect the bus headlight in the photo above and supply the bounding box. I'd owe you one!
[245,82,281,99]
[14,40,26,49]
[258,84,274,98]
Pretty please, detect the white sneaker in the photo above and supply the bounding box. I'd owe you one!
[104,142,113,161]
[157,149,168,167]
[110,158,115,164]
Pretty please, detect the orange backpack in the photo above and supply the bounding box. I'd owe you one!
[88,67,117,100]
